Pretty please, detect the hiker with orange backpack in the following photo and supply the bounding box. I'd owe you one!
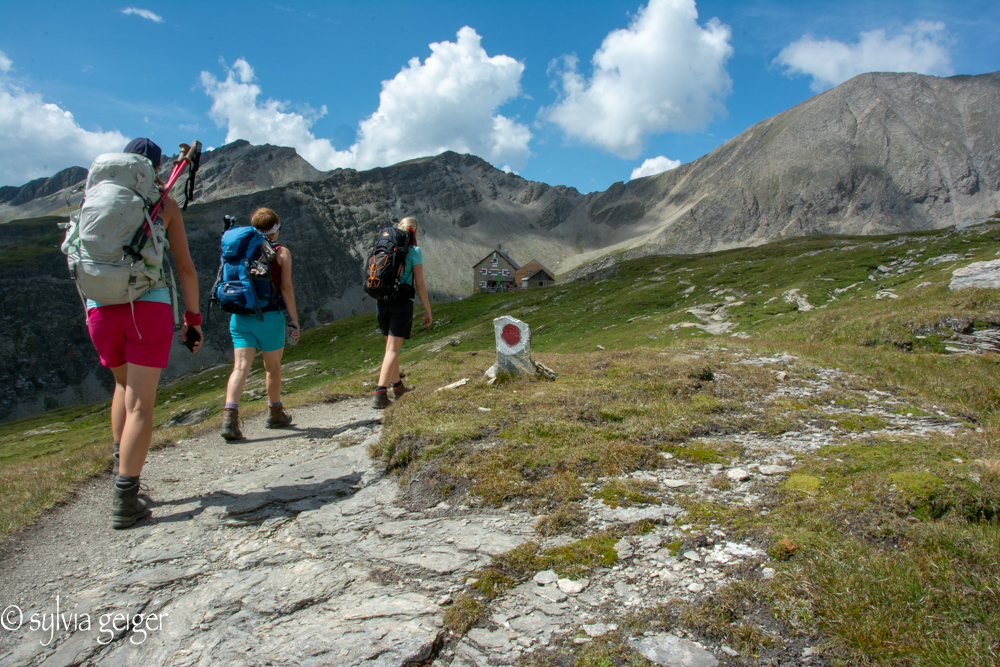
[61,138,203,529]
[365,217,432,409]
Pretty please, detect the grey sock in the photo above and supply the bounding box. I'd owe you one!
[115,474,139,490]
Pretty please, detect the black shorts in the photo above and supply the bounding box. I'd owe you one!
[376,298,414,339]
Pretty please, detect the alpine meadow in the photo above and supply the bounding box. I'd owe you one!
[1,2,1000,665]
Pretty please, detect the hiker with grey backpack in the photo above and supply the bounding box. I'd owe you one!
[61,138,204,529]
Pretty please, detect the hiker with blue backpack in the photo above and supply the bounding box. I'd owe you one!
[364,217,432,409]
[61,138,204,529]
[216,207,300,440]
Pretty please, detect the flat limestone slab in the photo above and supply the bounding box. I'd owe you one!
[0,400,533,667]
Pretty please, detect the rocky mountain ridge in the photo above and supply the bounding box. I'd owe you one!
[1,70,999,419]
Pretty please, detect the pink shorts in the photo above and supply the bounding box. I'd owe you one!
[87,302,173,369]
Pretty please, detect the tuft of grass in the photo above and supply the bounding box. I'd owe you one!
[784,474,820,495]
[595,478,660,508]
[443,592,482,635]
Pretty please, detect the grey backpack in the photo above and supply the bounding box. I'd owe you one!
[61,153,177,320]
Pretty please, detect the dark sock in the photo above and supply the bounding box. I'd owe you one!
[375,385,387,394]
[392,381,403,389]
[116,474,139,490]
[113,442,120,456]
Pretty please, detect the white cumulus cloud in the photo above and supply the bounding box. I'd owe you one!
[0,51,128,187]
[544,0,733,159]
[121,7,164,23]
[630,155,681,180]
[200,27,531,171]
[775,21,954,92]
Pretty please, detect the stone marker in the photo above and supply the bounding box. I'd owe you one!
[485,316,557,384]
[950,260,1000,290]
[630,633,719,667]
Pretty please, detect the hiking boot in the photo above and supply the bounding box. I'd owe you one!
[372,390,392,410]
[391,382,412,399]
[221,407,244,441]
[266,404,293,429]
[112,481,149,529]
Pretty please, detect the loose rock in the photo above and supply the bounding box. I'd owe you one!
[630,633,719,667]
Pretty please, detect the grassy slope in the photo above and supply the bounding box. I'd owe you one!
[2,218,998,664]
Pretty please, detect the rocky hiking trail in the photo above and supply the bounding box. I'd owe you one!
[0,355,963,667]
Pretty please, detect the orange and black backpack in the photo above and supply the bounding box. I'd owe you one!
[363,227,415,302]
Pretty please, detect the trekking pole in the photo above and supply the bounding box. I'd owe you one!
[149,140,202,221]
[122,140,201,262]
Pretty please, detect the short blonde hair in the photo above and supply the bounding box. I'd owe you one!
[397,217,418,235]
[251,207,281,231]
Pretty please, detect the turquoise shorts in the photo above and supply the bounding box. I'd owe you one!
[230,311,285,352]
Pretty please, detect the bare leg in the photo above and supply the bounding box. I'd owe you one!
[117,364,163,478]
[262,348,285,403]
[378,335,404,387]
[225,347,257,404]
[110,365,127,444]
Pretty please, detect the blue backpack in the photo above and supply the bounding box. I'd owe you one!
[212,226,279,319]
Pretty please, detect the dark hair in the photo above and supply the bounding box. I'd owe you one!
[123,138,162,169]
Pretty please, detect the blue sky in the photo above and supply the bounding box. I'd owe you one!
[1,0,998,191]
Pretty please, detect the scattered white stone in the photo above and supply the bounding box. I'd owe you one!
[758,465,790,475]
[775,371,788,382]
[533,570,559,585]
[687,582,705,593]
[663,479,692,489]
[596,345,605,350]
[915,282,934,288]
[950,260,1000,289]
[724,542,764,559]
[582,623,617,638]
[721,645,739,657]
[557,578,589,595]
[434,378,469,392]
[875,290,899,300]
[761,567,776,580]
[614,539,634,561]
[477,407,492,412]
[726,468,750,482]
[534,584,568,603]
[782,288,814,311]
[630,633,719,667]
[682,550,701,563]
